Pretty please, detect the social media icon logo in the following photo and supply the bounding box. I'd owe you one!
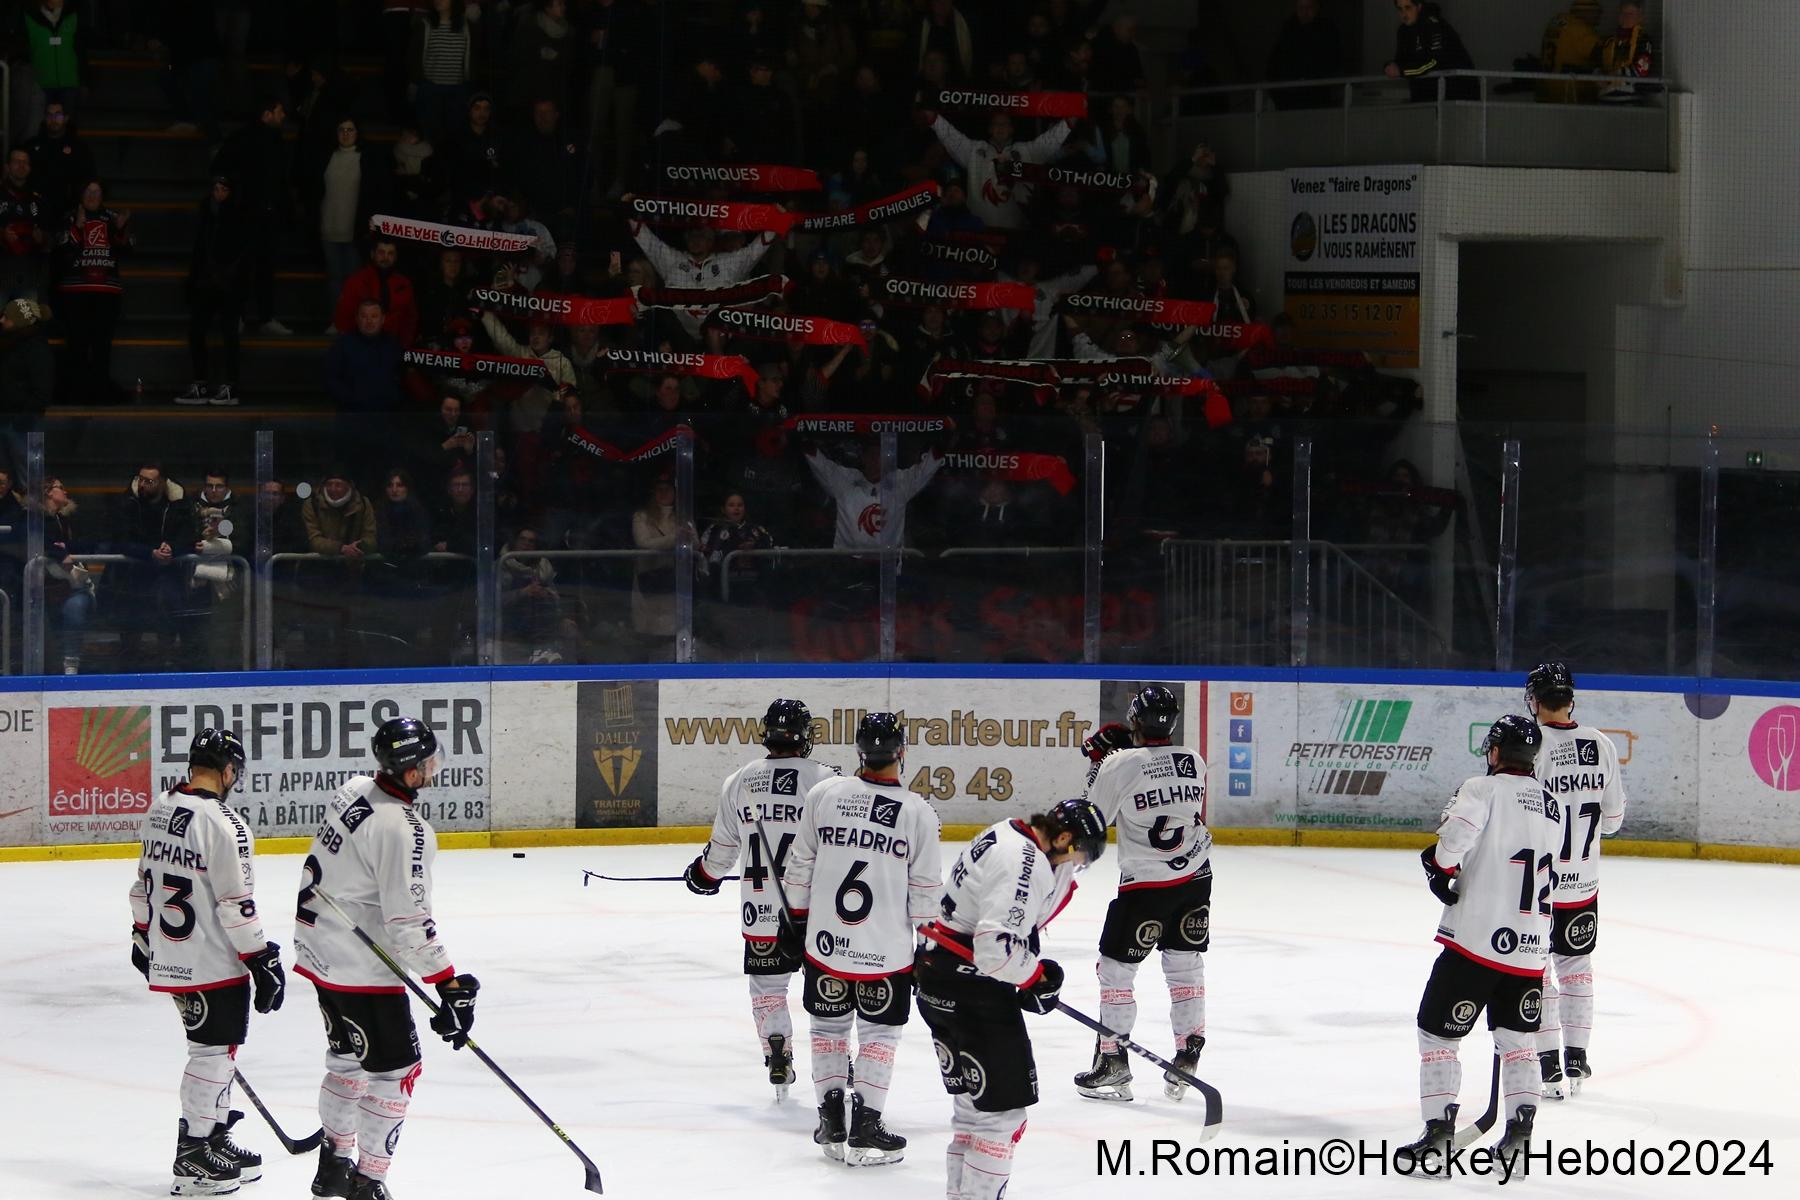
[1230,719,1253,743]
[1228,774,1252,796]
[1229,746,1252,770]
[1230,692,1254,716]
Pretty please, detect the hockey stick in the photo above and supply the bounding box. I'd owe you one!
[1454,1052,1501,1147]
[751,812,801,925]
[232,1069,323,1154]
[581,869,741,886]
[313,890,605,1194]
[916,925,1222,1137]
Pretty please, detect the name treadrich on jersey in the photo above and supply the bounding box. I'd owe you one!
[1086,745,1212,889]
[701,755,842,939]
[1534,722,1627,906]
[784,775,944,979]
[928,818,1078,987]
[294,775,454,993]
[129,784,269,992]
[1431,772,1563,976]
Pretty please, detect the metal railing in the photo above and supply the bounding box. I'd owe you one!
[261,551,477,669]
[1,587,9,675]
[719,547,927,603]
[23,553,252,672]
[2,61,10,159]
[1158,68,1675,171]
[1162,539,1449,668]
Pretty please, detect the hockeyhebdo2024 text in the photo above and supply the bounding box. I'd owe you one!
[1095,1137,1775,1185]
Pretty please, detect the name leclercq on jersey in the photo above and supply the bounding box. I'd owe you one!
[1287,741,1434,762]
[817,823,910,859]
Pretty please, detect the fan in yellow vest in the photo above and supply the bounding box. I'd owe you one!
[1537,0,1602,104]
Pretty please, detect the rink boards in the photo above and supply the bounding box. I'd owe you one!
[1,666,1797,858]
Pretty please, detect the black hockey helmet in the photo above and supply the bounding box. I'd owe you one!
[1480,714,1542,771]
[1525,661,1576,711]
[855,712,906,768]
[1126,684,1180,741]
[373,717,439,776]
[763,698,814,757]
[1043,797,1108,864]
[188,727,246,775]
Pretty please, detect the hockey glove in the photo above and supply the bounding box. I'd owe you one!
[245,942,286,1013]
[1019,959,1065,1015]
[682,856,722,896]
[131,926,150,979]
[1420,846,1458,906]
[430,973,481,1049]
[1082,723,1132,764]
[775,910,807,963]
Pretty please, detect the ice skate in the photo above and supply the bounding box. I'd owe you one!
[171,1118,241,1195]
[1564,1048,1590,1096]
[1491,1104,1535,1168]
[1539,1050,1567,1101]
[765,1033,795,1101]
[1163,1034,1206,1101]
[1394,1103,1458,1178]
[207,1111,261,1183]
[814,1087,847,1162]
[1073,1041,1133,1102]
[310,1143,355,1198]
[845,1091,905,1167]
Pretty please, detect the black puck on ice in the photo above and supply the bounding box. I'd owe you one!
[512,852,526,858]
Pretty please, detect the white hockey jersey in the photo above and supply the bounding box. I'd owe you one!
[128,784,269,993]
[929,116,1072,229]
[629,223,777,337]
[1086,744,1211,890]
[1535,721,1627,907]
[293,775,455,993]
[925,818,1078,988]
[700,753,842,940]
[784,775,943,979]
[1430,770,1563,976]
[805,451,944,550]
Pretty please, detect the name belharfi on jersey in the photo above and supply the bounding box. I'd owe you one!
[130,785,268,991]
[294,775,454,991]
[786,775,944,977]
[702,755,842,938]
[1432,773,1564,975]
[1534,724,1626,904]
[1088,745,1211,887]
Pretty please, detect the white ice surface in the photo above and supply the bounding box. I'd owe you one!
[2,843,1797,1198]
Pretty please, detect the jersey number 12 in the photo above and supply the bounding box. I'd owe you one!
[1509,848,1553,916]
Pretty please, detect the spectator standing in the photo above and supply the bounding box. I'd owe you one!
[1091,13,1149,93]
[334,236,419,347]
[22,100,95,217]
[415,249,475,347]
[155,0,224,141]
[916,0,974,81]
[301,470,378,559]
[52,178,131,404]
[506,0,574,121]
[630,475,682,642]
[789,0,857,113]
[927,111,1071,230]
[1536,1,1603,104]
[1266,0,1346,109]
[0,149,50,302]
[212,96,296,335]
[805,443,944,551]
[1596,1,1657,104]
[446,92,503,204]
[181,176,249,406]
[21,0,88,118]
[315,118,392,329]
[40,476,94,674]
[410,0,478,145]
[389,124,442,218]
[0,299,54,465]
[106,461,197,671]
[1386,1,1475,102]
[1089,95,1153,176]
[579,0,648,200]
[325,299,406,422]
[699,490,774,599]
[625,208,779,340]
[513,99,582,235]
[729,55,799,164]
[381,1,429,122]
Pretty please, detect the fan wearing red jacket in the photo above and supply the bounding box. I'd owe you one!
[333,235,419,347]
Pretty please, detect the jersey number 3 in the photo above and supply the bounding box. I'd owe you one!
[143,869,197,940]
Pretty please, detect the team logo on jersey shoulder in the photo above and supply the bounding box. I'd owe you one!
[1450,1000,1478,1030]
[771,768,799,796]
[1518,988,1543,1025]
[1575,739,1600,767]
[166,807,194,839]
[869,797,903,829]
[341,797,375,832]
[1174,754,1197,779]
[1491,927,1520,955]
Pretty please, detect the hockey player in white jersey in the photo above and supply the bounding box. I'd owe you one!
[1073,684,1212,1102]
[1525,662,1627,1099]
[683,698,841,1098]
[1399,715,1563,1174]
[780,713,943,1167]
[293,717,480,1200]
[129,728,285,1195]
[916,799,1108,1200]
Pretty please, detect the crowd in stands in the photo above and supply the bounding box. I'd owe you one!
[0,0,1659,671]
